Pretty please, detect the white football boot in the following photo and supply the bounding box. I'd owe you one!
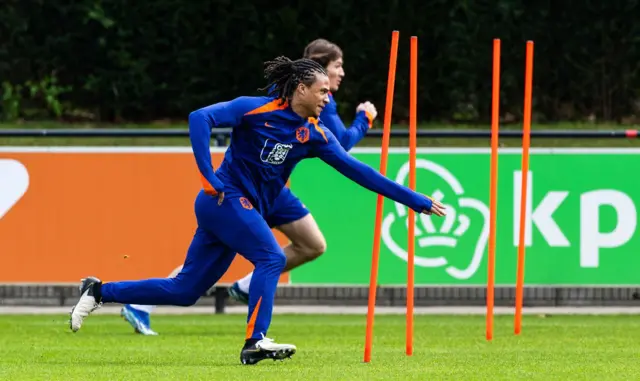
[69,276,103,332]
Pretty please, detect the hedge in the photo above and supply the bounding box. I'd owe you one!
[2,0,640,124]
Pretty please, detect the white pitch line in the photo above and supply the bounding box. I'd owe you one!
[1,305,640,315]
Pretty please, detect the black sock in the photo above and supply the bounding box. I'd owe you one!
[244,338,259,349]
[92,282,103,302]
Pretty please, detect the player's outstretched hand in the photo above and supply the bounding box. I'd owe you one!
[423,198,446,217]
[356,101,378,121]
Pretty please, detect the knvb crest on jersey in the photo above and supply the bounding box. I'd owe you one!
[239,197,253,210]
[260,139,293,165]
[296,126,310,144]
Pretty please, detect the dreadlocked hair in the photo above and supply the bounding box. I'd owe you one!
[259,56,327,104]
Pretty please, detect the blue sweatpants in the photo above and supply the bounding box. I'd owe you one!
[101,190,286,340]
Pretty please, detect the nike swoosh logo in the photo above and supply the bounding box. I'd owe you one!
[264,122,274,128]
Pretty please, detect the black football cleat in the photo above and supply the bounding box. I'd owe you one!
[240,337,296,365]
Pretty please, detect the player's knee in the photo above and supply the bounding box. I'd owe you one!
[299,235,327,261]
[312,237,327,257]
[267,251,287,272]
[250,249,286,272]
[272,251,287,271]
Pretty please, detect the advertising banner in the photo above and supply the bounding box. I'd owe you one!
[2,147,638,286]
[0,148,289,284]
[288,148,640,286]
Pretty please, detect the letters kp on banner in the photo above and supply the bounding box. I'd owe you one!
[513,171,637,268]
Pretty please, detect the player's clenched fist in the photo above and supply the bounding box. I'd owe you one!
[356,101,378,121]
[422,197,446,217]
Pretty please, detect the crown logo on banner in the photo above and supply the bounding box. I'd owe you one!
[381,159,490,280]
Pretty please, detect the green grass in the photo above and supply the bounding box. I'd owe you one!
[1,121,639,147]
[0,313,638,380]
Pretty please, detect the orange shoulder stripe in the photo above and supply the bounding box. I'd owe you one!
[308,117,328,143]
[244,99,288,116]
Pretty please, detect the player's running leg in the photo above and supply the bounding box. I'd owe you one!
[230,189,325,304]
[69,190,241,330]
[120,265,182,336]
[194,194,295,364]
[120,266,182,335]
[120,265,182,335]
[128,189,311,329]
[69,190,295,364]
[69,224,236,331]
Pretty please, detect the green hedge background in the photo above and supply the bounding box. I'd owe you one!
[2,0,640,124]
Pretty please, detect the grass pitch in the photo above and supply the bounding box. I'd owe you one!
[0,313,637,380]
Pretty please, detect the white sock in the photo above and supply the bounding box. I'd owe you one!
[236,272,253,293]
[129,304,155,314]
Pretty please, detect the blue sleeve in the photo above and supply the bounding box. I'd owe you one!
[311,127,432,213]
[321,106,372,152]
[188,97,256,193]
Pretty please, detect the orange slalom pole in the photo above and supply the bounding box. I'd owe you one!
[486,38,501,341]
[406,35,418,356]
[514,40,534,335]
[364,30,399,363]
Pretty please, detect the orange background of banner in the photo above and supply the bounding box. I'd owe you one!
[0,150,290,284]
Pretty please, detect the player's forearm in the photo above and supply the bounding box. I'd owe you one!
[327,111,371,151]
[322,150,428,212]
[188,110,225,192]
[341,111,373,151]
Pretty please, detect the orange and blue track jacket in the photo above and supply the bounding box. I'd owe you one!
[188,96,433,215]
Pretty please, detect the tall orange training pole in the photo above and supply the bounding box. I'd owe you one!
[514,40,534,335]
[406,35,418,356]
[486,38,501,341]
[364,30,399,363]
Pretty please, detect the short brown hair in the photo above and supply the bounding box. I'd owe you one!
[303,39,343,69]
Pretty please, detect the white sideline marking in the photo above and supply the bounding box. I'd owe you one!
[1,305,640,315]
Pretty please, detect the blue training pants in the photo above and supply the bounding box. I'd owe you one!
[101,190,286,340]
